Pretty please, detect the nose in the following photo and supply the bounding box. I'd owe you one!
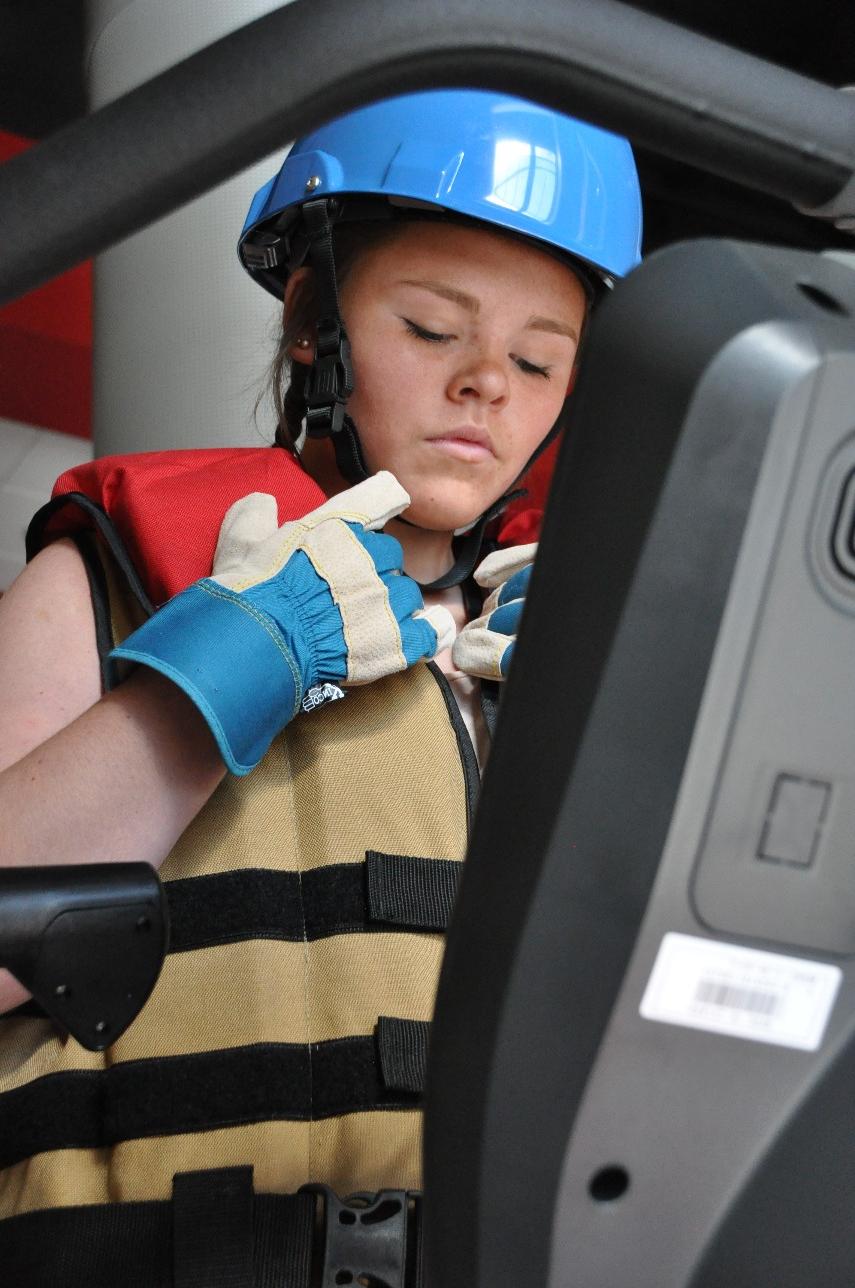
[447,346,510,408]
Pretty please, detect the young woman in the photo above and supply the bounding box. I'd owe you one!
[0,90,641,1279]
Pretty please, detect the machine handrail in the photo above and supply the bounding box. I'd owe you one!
[1,0,855,305]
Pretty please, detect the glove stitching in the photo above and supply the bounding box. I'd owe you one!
[197,581,303,717]
[231,510,379,592]
[228,525,307,593]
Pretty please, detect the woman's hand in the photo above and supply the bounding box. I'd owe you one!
[112,472,455,775]
[451,543,537,681]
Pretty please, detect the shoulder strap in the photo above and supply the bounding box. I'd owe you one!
[28,494,155,693]
[27,491,154,619]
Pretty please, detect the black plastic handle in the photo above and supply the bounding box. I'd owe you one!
[0,863,168,1051]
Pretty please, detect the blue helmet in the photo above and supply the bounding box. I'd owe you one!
[239,88,642,297]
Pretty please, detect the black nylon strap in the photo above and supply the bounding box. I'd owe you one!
[253,1192,315,1288]
[418,489,525,592]
[0,1036,420,1170]
[164,856,459,953]
[366,853,460,933]
[25,491,155,618]
[72,531,118,691]
[376,1018,431,1095]
[302,199,342,320]
[173,1167,254,1288]
[301,198,363,466]
[329,410,371,483]
[0,1183,316,1288]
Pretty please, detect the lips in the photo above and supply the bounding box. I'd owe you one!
[427,426,496,461]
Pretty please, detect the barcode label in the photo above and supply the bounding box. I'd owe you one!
[693,979,781,1017]
[640,933,842,1051]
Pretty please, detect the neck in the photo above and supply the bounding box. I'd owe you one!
[386,517,455,584]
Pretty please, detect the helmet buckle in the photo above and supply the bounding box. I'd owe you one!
[304,327,353,437]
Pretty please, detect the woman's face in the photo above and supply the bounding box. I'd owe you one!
[296,220,588,531]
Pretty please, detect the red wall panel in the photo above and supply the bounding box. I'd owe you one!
[0,130,92,438]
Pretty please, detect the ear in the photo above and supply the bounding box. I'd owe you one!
[283,267,316,366]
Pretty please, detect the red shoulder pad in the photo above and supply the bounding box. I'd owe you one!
[496,435,561,547]
[46,447,326,605]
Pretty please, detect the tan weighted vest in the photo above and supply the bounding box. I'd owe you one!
[0,535,477,1221]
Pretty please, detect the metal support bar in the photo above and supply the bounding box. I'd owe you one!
[2,0,855,304]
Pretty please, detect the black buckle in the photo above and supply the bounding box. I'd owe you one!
[301,1185,421,1288]
[304,325,353,438]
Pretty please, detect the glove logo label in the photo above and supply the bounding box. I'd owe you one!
[301,682,346,713]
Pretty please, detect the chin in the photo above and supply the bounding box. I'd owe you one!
[402,491,501,534]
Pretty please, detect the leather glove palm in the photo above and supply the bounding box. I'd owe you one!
[451,543,537,681]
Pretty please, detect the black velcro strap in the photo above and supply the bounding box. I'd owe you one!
[164,858,460,953]
[0,1183,315,1288]
[173,1167,254,1288]
[366,853,461,933]
[164,866,365,950]
[0,1037,421,1170]
[376,1018,431,1095]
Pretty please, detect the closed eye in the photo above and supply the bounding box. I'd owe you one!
[514,355,552,379]
[404,317,552,378]
[402,318,455,344]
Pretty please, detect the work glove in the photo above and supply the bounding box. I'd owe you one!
[451,543,537,681]
[111,472,455,775]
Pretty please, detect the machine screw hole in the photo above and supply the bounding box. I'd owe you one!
[797,281,849,316]
[589,1164,630,1202]
[338,1210,356,1225]
[334,1273,353,1285]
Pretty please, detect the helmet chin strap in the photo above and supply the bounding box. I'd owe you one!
[300,200,370,484]
[297,197,547,590]
[410,489,526,591]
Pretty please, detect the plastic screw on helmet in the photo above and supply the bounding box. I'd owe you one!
[238,89,643,585]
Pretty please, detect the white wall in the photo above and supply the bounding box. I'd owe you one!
[0,420,93,590]
[1,3,296,589]
[86,0,294,457]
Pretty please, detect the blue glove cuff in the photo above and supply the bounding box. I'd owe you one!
[111,580,301,776]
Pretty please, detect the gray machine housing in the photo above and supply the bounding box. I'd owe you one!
[425,241,855,1288]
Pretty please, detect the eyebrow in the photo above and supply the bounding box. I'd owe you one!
[526,314,579,342]
[398,278,477,312]
[397,278,579,342]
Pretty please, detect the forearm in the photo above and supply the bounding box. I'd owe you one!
[0,665,225,868]
[0,667,226,1013]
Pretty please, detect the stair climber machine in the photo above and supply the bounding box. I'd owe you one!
[4,1,855,1285]
[425,237,855,1288]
